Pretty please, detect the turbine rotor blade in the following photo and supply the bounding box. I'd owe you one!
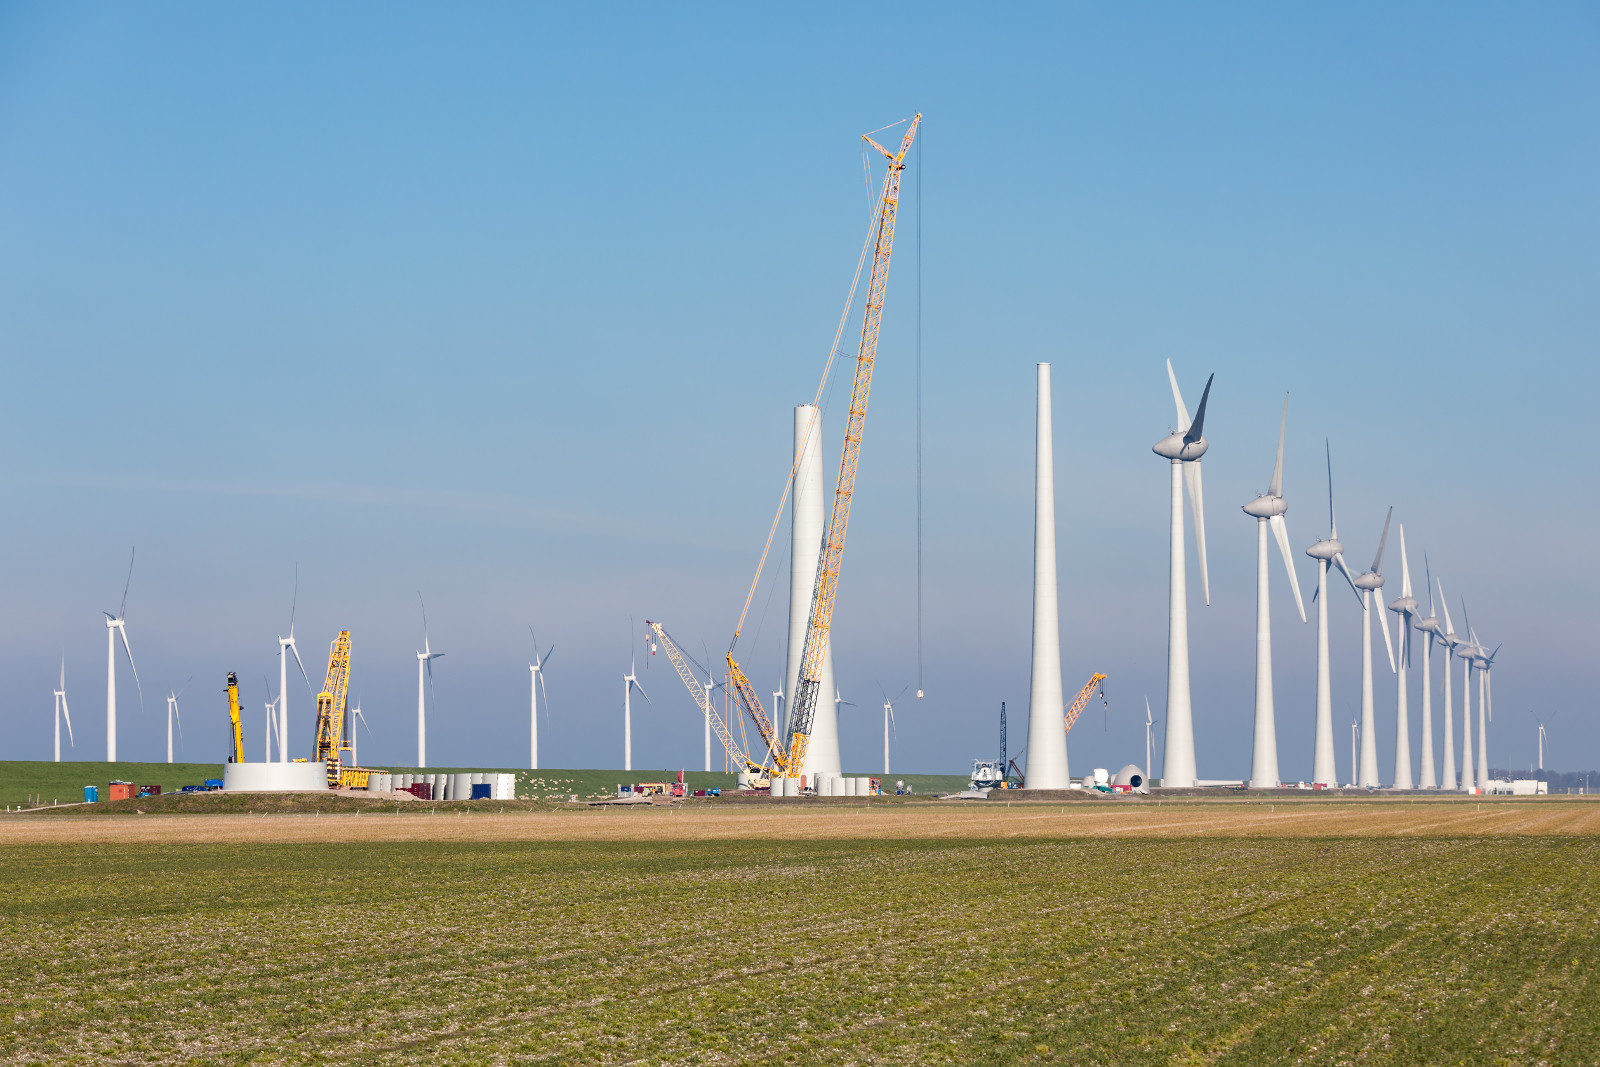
[1371,507,1392,575]
[1269,514,1307,623]
[1398,526,1412,598]
[119,547,135,620]
[1325,440,1337,538]
[1166,359,1191,431]
[1437,577,1455,633]
[1184,373,1214,444]
[1376,592,1396,674]
[1185,460,1210,604]
[1333,552,1363,603]
[62,693,74,746]
[290,642,313,695]
[1269,393,1288,498]
[118,626,144,713]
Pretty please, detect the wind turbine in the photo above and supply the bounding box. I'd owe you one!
[1533,712,1550,772]
[1386,528,1419,789]
[1462,601,1494,790]
[622,619,650,771]
[277,567,312,762]
[1436,581,1470,792]
[263,676,279,762]
[165,678,189,764]
[350,701,371,767]
[1151,361,1214,788]
[1144,697,1158,784]
[1305,444,1361,787]
[1242,395,1306,788]
[103,549,143,763]
[416,594,443,769]
[1351,508,1396,787]
[1411,555,1445,788]
[878,683,907,775]
[53,656,74,762]
[527,626,554,770]
[1349,720,1360,789]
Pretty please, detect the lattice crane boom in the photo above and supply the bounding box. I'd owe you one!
[1064,673,1108,735]
[647,621,772,775]
[785,114,920,776]
[313,631,352,786]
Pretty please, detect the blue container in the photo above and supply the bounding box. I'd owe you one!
[203,779,224,790]
[471,783,491,800]
[83,786,98,803]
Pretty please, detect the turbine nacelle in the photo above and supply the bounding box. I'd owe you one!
[1152,432,1207,461]
[1352,571,1385,592]
[1305,538,1344,562]
[1387,595,1418,616]
[1414,614,1443,635]
[1242,494,1287,519]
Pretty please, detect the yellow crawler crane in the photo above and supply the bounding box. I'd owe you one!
[225,671,245,763]
[1063,673,1109,735]
[647,621,772,777]
[313,631,353,787]
[782,115,920,777]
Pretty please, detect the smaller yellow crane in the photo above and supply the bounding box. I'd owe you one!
[225,671,245,763]
[1064,673,1109,735]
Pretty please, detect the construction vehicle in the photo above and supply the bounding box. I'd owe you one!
[994,676,1108,786]
[311,631,367,788]
[225,672,245,763]
[773,115,922,778]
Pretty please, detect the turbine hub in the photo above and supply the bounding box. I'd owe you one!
[1242,494,1287,518]
[1305,538,1342,561]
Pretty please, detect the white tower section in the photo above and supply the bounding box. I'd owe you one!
[784,404,839,780]
[1025,364,1070,788]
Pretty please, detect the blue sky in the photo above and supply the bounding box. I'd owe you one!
[1,2,1595,779]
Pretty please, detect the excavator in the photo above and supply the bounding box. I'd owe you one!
[225,671,245,763]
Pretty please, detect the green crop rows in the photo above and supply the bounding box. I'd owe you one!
[1,836,1596,1064]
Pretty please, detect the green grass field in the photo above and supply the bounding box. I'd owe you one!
[1,829,1595,1064]
[0,761,969,809]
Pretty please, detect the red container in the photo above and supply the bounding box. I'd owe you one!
[140,785,161,796]
[107,783,135,801]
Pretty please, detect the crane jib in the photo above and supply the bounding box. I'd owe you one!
[782,114,919,776]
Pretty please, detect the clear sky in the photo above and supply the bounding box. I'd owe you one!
[2,2,1595,780]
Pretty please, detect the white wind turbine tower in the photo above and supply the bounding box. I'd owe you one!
[1435,581,1469,792]
[1410,556,1446,789]
[527,627,554,770]
[1351,509,1397,787]
[621,622,650,772]
[1241,395,1306,789]
[54,657,75,762]
[1304,445,1361,787]
[1151,361,1214,788]
[276,569,313,763]
[263,677,279,761]
[103,549,143,763]
[1386,528,1419,789]
[165,679,189,764]
[878,683,907,775]
[416,595,444,769]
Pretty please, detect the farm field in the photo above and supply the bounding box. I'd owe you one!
[1,802,1597,1064]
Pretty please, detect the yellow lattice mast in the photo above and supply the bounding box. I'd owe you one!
[313,631,351,786]
[782,114,920,777]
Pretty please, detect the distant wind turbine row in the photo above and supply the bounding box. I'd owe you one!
[1157,361,1504,791]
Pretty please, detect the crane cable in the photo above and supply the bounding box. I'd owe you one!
[729,185,885,654]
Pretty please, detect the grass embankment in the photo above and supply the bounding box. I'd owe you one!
[1,810,1598,1064]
